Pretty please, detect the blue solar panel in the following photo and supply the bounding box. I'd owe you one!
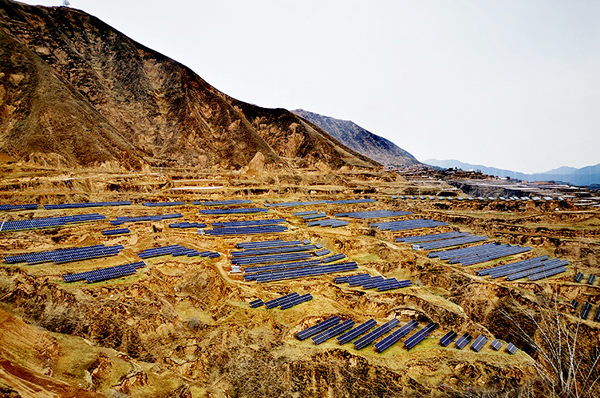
[110,213,182,225]
[334,210,412,219]
[232,245,316,257]
[506,343,518,354]
[267,200,327,208]
[43,201,131,210]
[373,320,418,352]
[471,334,488,352]
[199,208,268,215]
[62,261,145,283]
[243,260,323,278]
[326,199,376,205]
[404,322,438,350]
[574,272,584,283]
[312,319,355,344]
[306,218,350,228]
[193,200,252,206]
[143,201,185,207]
[580,302,592,320]
[395,231,470,244]
[254,262,359,283]
[354,318,400,350]
[279,294,313,309]
[455,333,472,349]
[5,244,124,265]
[1,213,106,232]
[337,319,377,344]
[296,316,341,341]
[204,225,288,236]
[249,299,264,308]
[264,293,300,309]
[370,219,449,232]
[236,240,300,249]
[102,228,130,236]
[490,339,502,350]
[0,204,38,211]
[321,253,346,263]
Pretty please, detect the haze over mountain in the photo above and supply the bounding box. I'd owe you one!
[425,159,600,186]
[291,109,419,167]
[0,0,378,170]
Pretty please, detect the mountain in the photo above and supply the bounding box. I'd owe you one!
[424,159,600,186]
[291,109,419,167]
[0,0,378,170]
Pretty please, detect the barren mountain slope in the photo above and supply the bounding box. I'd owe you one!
[292,109,419,167]
[0,0,378,170]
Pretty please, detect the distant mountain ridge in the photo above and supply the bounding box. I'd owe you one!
[291,109,419,167]
[424,159,600,186]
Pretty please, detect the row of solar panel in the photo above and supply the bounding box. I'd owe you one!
[231,244,316,258]
[266,200,327,208]
[398,195,554,202]
[203,225,287,236]
[370,219,449,231]
[102,228,130,236]
[137,244,219,259]
[236,239,308,250]
[249,292,313,310]
[334,210,412,219]
[212,219,286,228]
[477,256,570,281]
[44,201,131,210]
[63,261,146,283]
[334,273,413,292]
[1,213,106,232]
[297,212,327,220]
[571,301,600,322]
[3,244,124,264]
[574,272,596,285]
[0,204,38,211]
[439,330,518,354]
[192,200,252,206]
[142,201,185,207]
[242,254,347,280]
[306,218,350,228]
[254,262,358,283]
[429,242,532,265]
[412,234,489,251]
[395,231,470,244]
[198,208,268,215]
[232,251,313,265]
[110,213,182,225]
[169,222,207,229]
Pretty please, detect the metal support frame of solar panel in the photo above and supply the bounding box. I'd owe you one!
[336,318,377,344]
[312,319,355,344]
[267,200,327,208]
[255,262,359,283]
[370,219,449,232]
[452,245,532,266]
[306,219,350,228]
[454,333,473,349]
[199,208,268,215]
[0,204,38,211]
[102,228,130,236]
[413,235,489,251]
[574,272,584,283]
[193,199,252,206]
[505,259,570,281]
[478,256,549,277]
[506,343,518,354]
[374,320,419,352]
[395,231,470,244]
[334,210,412,219]
[354,318,401,350]
[404,322,439,350]
[471,334,488,352]
[143,201,186,207]
[243,260,323,280]
[439,331,457,347]
[580,302,592,320]
[296,316,341,340]
[427,243,501,260]
[232,245,316,258]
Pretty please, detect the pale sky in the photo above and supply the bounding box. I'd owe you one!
[17,0,600,173]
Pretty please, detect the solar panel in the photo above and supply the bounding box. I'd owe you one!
[143,201,186,207]
[506,343,518,355]
[326,199,376,205]
[470,334,488,352]
[454,333,473,349]
[279,294,313,309]
[370,219,449,232]
[312,319,355,345]
[572,300,579,309]
[337,319,377,344]
[232,245,316,257]
[395,231,469,244]
[594,306,600,322]
[254,262,359,283]
[574,272,584,283]
[334,210,412,219]
[374,320,419,352]
[587,274,596,285]
[321,253,346,263]
[194,200,252,206]
[439,331,458,347]
[580,302,592,320]
[199,208,268,215]
[102,228,130,236]
[296,316,341,341]
[490,339,502,350]
[354,318,400,350]
[403,322,439,351]
[264,293,300,309]
[0,204,38,211]
[413,235,488,251]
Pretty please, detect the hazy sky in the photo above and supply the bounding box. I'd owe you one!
[19,0,600,173]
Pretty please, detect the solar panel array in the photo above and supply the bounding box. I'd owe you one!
[321,253,346,263]
[337,319,378,344]
[249,298,264,308]
[1,213,106,232]
[312,319,356,344]
[455,333,473,349]
[253,262,359,283]
[102,228,130,236]
[143,201,185,207]
[306,218,350,228]
[198,208,268,215]
[471,334,488,352]
[296,316,341,341]
[193,200,252,206]
[169,222,207,229]
[110,213,182,225]
[506,343,518,354]
[205,225,288,236]
[334,210,412,219]
[325,199,376,205]
[63,261,145,283]
[43,201,131,210]
[233,252,313,266]
[370,219,449,231]
[404,322,439,350]
[266,200,327,208]
[0,204,38,211]
[395,231,470,244]
[232,243,315,258]
[297,212,327,220]
[260,292,313,310]
[236,239,300,249]
[354,318,400,350]
[490,339,503,350]
[335,273,413,292]
[4,244,123,265]
[137,245,219,258]
[374,320,417,352]
[439,331,458,347]
[412,235,489,251]
[475,256,570,281]
[428,243,532,266]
